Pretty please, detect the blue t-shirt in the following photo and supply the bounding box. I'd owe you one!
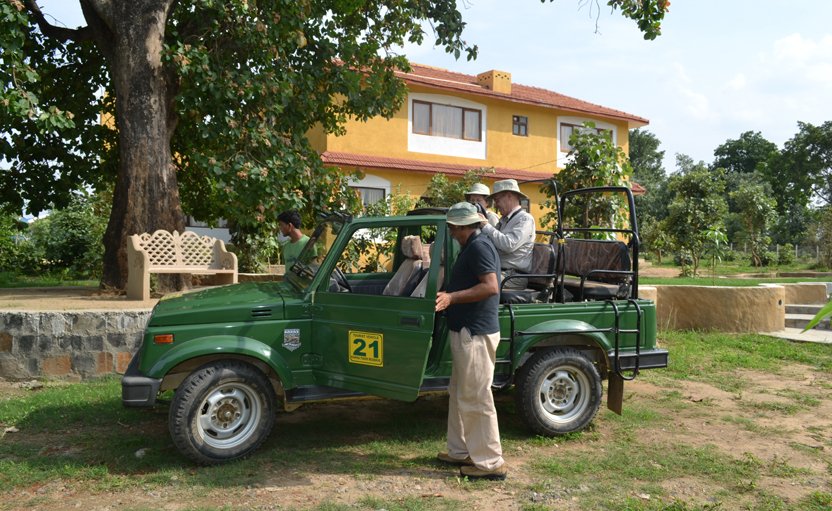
[446,231,501,335]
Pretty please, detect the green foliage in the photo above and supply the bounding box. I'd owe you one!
[815,207,832,269]
[0,214,37,272]
[701,227,728,284]
[629,129,669,223]
[542,122,633,231]
[27,195,106,279]
[0,2,116,216]
[763,122,832,244]
[640,217,671,264]
[664,155,728,275]
[778,243,795,265]
[419,169,494,208]
[713,131,779,177]
[729,177,777,267]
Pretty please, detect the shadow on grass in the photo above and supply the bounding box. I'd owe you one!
[0,381,538,490]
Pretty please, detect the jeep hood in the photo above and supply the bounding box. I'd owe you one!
[149,282,291,327]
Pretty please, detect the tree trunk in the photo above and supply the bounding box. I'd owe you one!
[97,0,185,290]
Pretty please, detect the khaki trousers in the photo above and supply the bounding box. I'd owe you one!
[446,327,504,471]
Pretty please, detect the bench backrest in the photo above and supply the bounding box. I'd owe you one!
[527,243,557,290]
[131,230,229,269]
[561,238,631,283]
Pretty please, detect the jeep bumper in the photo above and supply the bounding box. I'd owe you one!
[121,353,161,407]
[608,348,669,371]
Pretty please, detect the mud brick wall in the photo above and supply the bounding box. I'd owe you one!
[0,310,151,380]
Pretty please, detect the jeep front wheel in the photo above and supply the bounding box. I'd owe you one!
[515,348,602,436]
[169,360,276,464]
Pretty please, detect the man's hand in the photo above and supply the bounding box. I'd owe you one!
[436,291,452,312]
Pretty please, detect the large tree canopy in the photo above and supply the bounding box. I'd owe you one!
[2,0,668,289]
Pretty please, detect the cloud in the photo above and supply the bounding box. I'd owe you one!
[763,33,832,86]
[726,73,747,91]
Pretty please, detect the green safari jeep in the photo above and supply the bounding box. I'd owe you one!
[122,186,667,464]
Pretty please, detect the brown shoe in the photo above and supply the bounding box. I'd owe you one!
[436,452,474,466]
[460,464,508,481]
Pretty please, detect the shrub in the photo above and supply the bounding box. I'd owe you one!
[778,243,796,265]
[758,251,778,267]
[0,215,44,274]
[28,196,106,279]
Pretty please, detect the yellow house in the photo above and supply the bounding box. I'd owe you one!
[309,64,648,226]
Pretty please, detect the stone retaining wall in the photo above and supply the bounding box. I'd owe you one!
[0,310,150,380]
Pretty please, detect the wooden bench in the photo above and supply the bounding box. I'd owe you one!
[126,230,238,300]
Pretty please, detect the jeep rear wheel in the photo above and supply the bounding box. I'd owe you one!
[169,361,276,464]
[515,348,602,436]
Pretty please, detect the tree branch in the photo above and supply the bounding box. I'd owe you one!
[22,0,94,42]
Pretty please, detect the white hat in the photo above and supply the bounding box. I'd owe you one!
[464,183,490,197]
[488,179,528,200]
[446,202,483,226]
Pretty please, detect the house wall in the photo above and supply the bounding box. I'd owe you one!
[324,84,630,174]
[314,82,633,230]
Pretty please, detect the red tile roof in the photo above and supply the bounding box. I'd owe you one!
[321,151,546,181]
[321,151,647,195]
[399,64,648,127]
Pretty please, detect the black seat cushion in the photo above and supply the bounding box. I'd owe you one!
[500,289,545,304]
[562,277,629,300]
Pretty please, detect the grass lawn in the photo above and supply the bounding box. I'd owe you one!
[1,331,831,510]
[0,271,99,289]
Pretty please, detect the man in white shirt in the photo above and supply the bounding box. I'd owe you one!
[480,179,536,290]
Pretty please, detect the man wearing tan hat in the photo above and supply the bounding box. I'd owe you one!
[481,179,536,290]
[434,202,507,481]
[464,183,499,227]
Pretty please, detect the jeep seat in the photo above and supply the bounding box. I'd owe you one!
[500,243,557,304]
[383,235,426,296]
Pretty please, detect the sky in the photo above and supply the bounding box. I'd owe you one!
[38,0,832,174]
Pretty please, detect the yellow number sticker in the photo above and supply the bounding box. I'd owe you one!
[348,330,383,367]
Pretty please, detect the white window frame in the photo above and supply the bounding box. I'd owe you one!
[350,174,391,206]
[556,116,617,168]
[408,92,486,160]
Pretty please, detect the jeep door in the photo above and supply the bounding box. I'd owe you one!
[311,218,443,401]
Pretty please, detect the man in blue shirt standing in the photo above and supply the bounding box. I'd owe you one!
[435,202,507,481]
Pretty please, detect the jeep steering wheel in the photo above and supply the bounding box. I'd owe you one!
[332,266,352,292]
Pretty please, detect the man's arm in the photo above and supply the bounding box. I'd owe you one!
[435,272,499,312]
[482,215,535,253]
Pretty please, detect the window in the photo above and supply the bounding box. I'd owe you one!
[560,123,612,152]
[512,115,528,136]
[412,100,481,141]
[353,187,385,207]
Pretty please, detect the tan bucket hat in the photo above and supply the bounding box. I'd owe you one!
[446,202,483,226]
[488,179,528,200]
[464,183,490,197]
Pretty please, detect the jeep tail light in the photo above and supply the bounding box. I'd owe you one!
[154,334,174,344]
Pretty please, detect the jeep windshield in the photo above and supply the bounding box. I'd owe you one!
[284,215,347,292]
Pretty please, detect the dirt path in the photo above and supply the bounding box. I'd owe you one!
[2,362,831,511]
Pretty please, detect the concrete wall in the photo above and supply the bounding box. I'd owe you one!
[651,285,785,332]
[770,283,827,305]
[0,310,150,380]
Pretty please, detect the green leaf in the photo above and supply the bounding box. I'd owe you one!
[803,300,832,332]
